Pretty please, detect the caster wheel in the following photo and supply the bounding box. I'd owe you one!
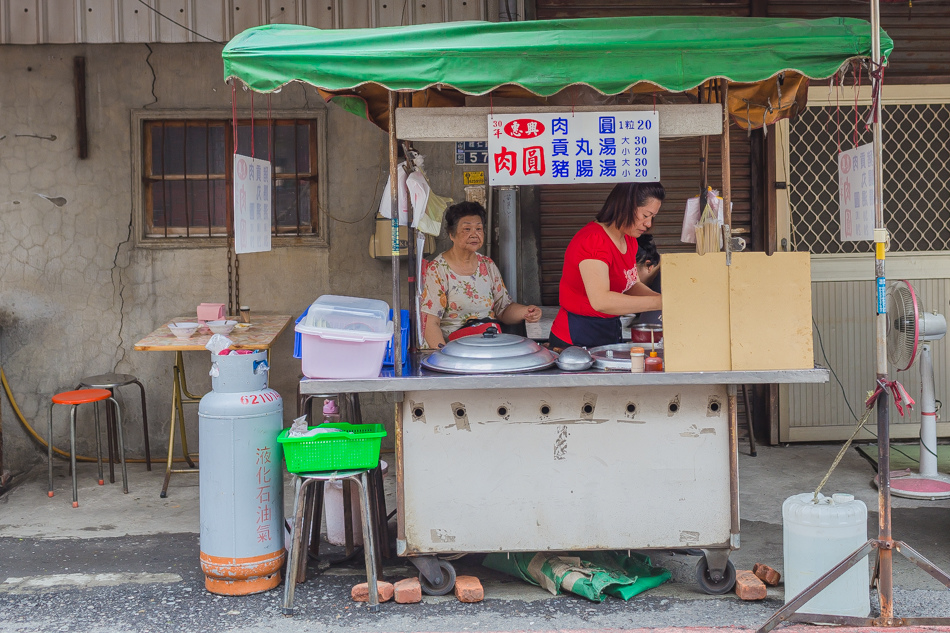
[419,560,456,596]
[695,557,736,595]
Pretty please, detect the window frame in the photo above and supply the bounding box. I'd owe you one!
[131,109,329,249]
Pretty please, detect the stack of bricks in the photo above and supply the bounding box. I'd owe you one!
[352,576,484,604]
[735,563,782,601]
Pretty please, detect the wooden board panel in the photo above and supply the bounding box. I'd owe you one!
[729,252,813,371]
[662,252,731,372]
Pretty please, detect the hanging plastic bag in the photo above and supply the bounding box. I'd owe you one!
[378,154,425,225]
[681,196,701,243]
[681,187,725,244]
[694,198,723,256]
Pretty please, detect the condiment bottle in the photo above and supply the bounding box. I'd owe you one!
[644,351,664,372]
[322,399,341,425]
[629,347,645,373]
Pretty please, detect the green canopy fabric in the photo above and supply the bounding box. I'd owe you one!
[222,15,893,96]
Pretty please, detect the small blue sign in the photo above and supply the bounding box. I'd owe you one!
[456,141,488,165]
[876,277,886,314]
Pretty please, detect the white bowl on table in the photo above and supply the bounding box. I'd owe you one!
[168,322,200,339]
[207,320,238,336]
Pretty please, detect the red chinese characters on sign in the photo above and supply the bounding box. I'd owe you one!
[492,119,504,139]
[524,147,546,176]
[503,119,545,139]
[255,446,273,543]
[493,146,548,178]
[495,147,517,176]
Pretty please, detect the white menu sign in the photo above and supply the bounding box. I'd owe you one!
[838,143,875,242]
[233,153,272,254]
[487,111,660,186]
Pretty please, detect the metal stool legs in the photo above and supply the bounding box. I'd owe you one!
[48,394,127,507]
[283,470,380,616]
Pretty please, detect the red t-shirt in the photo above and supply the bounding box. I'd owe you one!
[551,222,639,343]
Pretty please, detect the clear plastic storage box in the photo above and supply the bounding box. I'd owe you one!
[295,295,393,379]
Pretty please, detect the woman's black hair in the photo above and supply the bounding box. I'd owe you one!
[444,201,487,236]
[636,234,660,267]
[595,182,666,229]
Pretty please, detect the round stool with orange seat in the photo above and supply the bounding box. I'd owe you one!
[47,388,128,507]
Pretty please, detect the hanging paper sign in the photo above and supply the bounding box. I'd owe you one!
[838,143,875,242]
[233,153,272,254]
[487,112,659,186]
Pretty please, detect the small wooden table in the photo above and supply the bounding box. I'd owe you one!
[134,315,292,497]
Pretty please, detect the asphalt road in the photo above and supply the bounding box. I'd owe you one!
[3,532,950,633]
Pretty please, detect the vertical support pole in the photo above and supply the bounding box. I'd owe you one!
[74,57,88,160]
[869,0,892,621]
[497,186,519,301]
[388,92,403,377]
[727,385,740,545]
[720,80,732,227]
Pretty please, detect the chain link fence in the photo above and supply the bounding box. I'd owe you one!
[788,102,950,254]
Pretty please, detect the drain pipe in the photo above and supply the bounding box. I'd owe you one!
[496,186,518,301]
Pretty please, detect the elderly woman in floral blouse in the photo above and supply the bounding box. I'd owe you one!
[421,201,541,349]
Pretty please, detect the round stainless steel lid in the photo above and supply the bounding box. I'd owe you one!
[589,343,644,371]
[422,329,557,374]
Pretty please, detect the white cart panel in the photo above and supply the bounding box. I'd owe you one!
[401,384,731,554]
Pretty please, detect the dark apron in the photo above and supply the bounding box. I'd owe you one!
[550,311,622,349]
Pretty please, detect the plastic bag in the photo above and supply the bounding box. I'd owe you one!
[483,550,671,602]
[695,200,722,255]
[681,188,724,244]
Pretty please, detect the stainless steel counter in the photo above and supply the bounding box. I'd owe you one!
[300,354,829,394]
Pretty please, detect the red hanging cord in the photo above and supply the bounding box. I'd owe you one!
[250,91,255,158]
[865,56,885,131]
[652,91,656,114]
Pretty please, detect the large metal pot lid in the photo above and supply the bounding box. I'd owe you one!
[422,329,557,374]
[589,343,644,371]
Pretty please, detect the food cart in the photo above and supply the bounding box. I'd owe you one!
[222,16,889,595]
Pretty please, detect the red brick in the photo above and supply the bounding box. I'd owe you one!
[454,575,484,603]
[752,562,782,587]
[351,580,394,603]
[394,577,422,604]
[735,570,767,601]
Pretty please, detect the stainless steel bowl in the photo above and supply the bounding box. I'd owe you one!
[556,346,594,371]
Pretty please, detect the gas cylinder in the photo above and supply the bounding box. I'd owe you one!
[783,492,869,617]
[198,351,285,595]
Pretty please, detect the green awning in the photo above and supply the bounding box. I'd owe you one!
[221,15,893,96]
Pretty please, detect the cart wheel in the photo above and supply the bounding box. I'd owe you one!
[695,557,736,595]
[419,560,456,596]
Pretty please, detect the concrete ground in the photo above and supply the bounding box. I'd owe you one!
[1,442,950,633]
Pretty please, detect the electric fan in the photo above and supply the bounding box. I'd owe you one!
[884,280,950,499]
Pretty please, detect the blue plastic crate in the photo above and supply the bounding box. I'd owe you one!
[292,309,307,359]
[294,307,408,370]
[384,309,409,370]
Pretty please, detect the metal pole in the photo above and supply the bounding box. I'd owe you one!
[869,0,893,622]
[720,80,732,227]
[388,91,403,377]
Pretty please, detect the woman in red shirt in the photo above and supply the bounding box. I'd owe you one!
[549,182,665,349]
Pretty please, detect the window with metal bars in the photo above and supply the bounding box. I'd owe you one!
[143,119,319,238]
[788,103,950,254]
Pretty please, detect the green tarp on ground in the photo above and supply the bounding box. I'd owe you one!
[483,551,671,602]
[857,443,950,472]
[222,16,892,96]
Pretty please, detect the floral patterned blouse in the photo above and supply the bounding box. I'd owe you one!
[421,253,513,341]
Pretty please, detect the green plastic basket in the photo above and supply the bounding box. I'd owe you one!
[277,423,387,473]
